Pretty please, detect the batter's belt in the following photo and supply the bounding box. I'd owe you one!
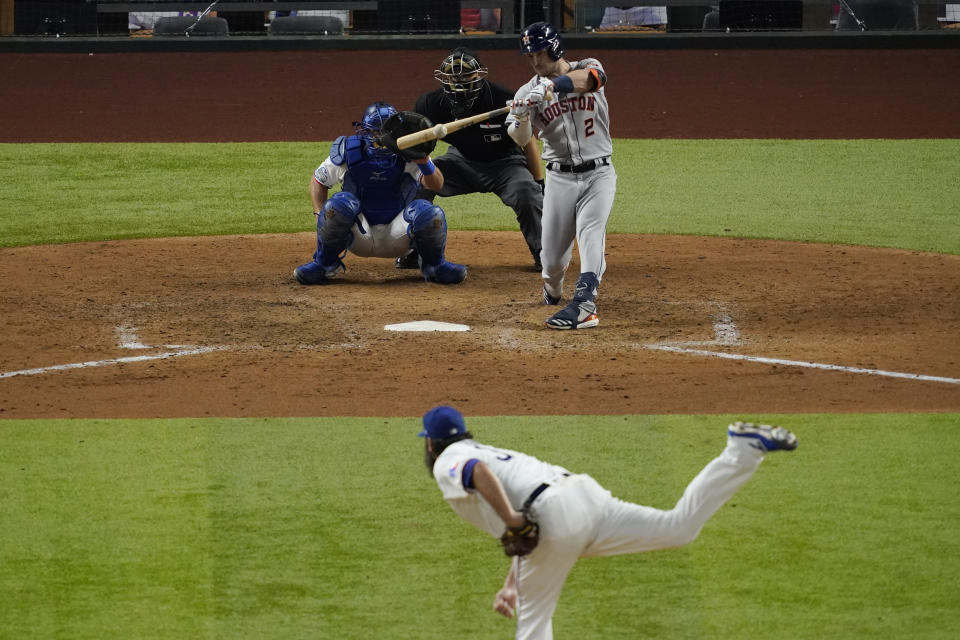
[546,157,610,173]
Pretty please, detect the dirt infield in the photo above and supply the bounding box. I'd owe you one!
[2,232,957,418]
[1,48,958,418]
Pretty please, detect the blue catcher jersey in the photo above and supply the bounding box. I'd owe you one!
[328,135,418,226]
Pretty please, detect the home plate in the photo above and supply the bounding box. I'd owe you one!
[384,321,471,332]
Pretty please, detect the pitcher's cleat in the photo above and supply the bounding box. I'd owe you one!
[728,421,798,452]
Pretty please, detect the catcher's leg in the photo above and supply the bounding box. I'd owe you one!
[294,191,359,285]
[348,213,413,259]
[403,199,467,285]
[403,152,477,270]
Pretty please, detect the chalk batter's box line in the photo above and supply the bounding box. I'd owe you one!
[644,344,960,385]
[0,346,228,379]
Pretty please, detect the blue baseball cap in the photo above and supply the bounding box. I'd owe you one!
[419,405,467,439]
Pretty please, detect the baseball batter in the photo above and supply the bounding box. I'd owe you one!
[419,405,799,640]
[507,22,617,330]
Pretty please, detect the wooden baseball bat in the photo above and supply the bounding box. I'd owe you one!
[396,89,554,150]
[396,105,511,150]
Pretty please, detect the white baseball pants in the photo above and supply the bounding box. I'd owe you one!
[346,213,412,259]
[513,437,766,640]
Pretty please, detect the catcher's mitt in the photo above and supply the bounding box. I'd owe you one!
[500,517,540,557]
[380,111,437,161]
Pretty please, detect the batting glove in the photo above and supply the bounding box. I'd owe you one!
[509,98,530,121]
[525,78,554,107]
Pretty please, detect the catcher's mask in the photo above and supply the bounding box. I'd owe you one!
[353,101,398,157]
[520,22,564,61]
[434,48,488,113]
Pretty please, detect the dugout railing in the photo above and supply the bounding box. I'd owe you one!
[1,0,958,44]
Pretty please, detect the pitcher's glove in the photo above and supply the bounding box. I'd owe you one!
[380,111,437,161]
[500,516,540,557]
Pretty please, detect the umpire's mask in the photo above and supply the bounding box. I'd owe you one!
[434,48,489,116]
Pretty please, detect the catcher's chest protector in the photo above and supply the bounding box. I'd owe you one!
[340,135,416,224]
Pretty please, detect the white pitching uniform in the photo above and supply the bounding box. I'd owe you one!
[507,58,617,302]
[432,436,770,640]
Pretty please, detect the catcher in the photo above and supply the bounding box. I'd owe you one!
[294,102,467,285]
[418,405,798,640]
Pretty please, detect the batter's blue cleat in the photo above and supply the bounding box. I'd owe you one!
[294,261,335,285]
[728,421,798,452]
[422,260,467,285]
[546,300,599,330]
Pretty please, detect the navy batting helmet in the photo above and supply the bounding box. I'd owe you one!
[353,102,398,156]
[520,22,564,61]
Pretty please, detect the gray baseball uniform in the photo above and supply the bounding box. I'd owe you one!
[507,58,617,306]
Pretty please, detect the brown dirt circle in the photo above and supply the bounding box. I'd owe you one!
[1,48,959,418]
[1,232,958,418]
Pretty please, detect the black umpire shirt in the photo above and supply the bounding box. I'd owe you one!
[414,81,522,163]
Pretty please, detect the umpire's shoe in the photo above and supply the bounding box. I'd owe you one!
[422,260,467,285]
[727,421,798,453]
[294,261,334,285]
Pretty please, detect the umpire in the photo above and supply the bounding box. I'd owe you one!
[400,47,544,271]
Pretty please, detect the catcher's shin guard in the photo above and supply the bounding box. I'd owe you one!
[404,199,446,265]
[403,200,466,284]
[313,191,360,272]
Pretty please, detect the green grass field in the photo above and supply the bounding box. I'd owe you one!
[1,140,958,253]
[1,140,958,638]
[2,415,958,639]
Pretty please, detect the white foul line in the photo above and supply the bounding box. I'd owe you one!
[644,344,960,385]
[0,346,228,379]
[1,324,228,379]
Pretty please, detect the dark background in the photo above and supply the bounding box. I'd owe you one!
[1,47,958,142]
